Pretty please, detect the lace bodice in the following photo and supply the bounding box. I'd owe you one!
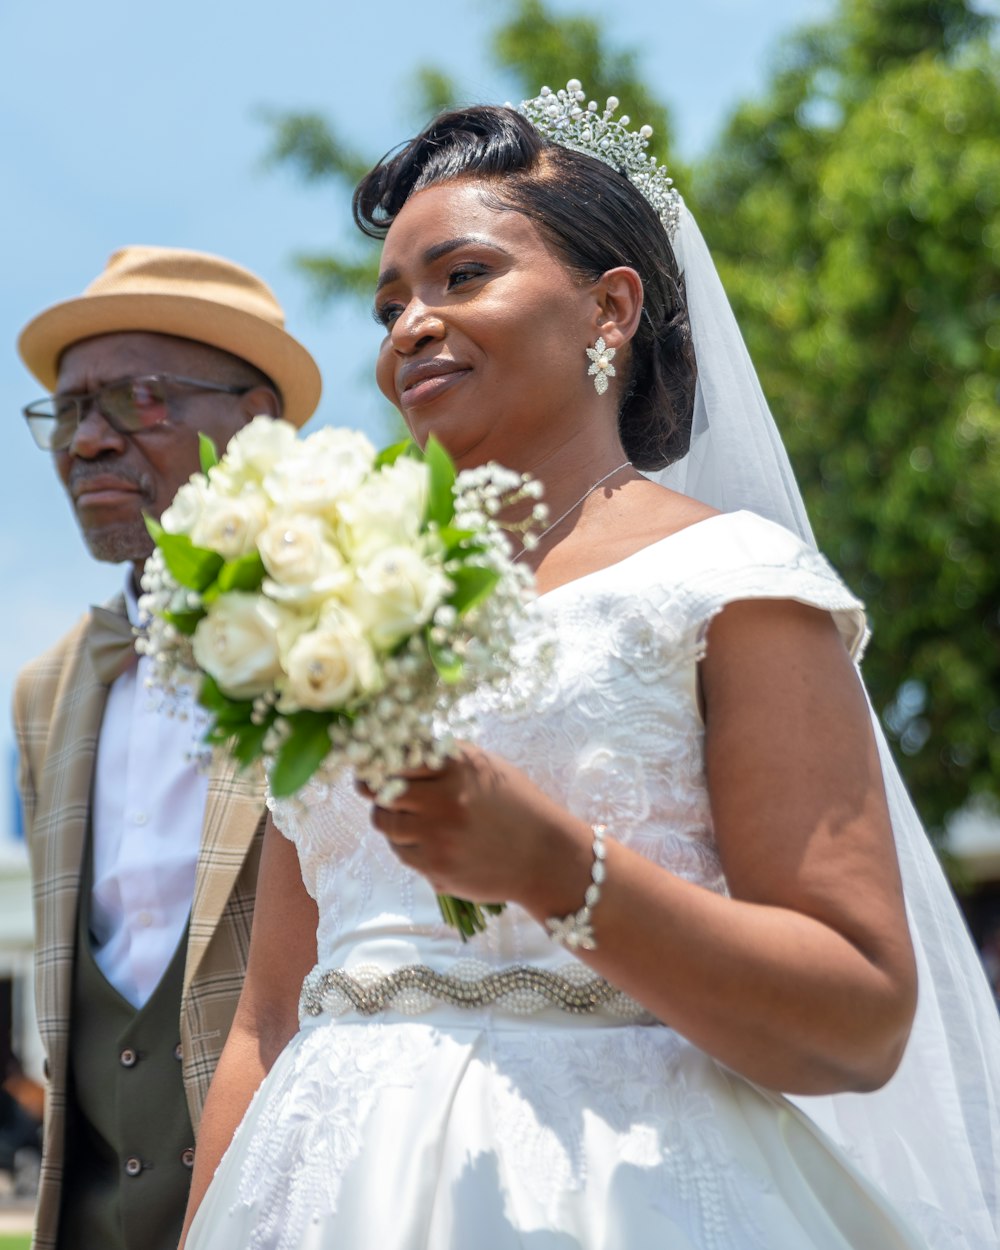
[270,511,866,991]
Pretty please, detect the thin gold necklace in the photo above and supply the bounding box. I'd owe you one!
[514,461,632,563]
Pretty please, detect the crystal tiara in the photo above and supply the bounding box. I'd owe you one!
[517,78,684,239]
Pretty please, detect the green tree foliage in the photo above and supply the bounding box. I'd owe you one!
[260,105,381,301]
[698,0,999,832]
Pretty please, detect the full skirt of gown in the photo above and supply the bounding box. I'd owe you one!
[188,1008,925,1249]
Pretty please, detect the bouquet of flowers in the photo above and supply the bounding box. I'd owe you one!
[138,415,544,937]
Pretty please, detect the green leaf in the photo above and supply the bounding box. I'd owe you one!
[229,720,272,767]
[214,704,258,730]
[198,673,233,712]
[374,437,418,468]
[423,436,456,528]
[425,629,464,684]
[216,552,266,595]
[198,674,255,724]
[145,516,224,592]
[436,525,484,559]
[448,565,500,615]
[161,608,204,636]
[437,525,475,545]
[269,712,334,798]
[199,433,220,474]
[203,718,271,768]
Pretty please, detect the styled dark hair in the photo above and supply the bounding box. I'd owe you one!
[353,105,695,470]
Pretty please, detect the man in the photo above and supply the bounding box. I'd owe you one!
[13,246,321,1250]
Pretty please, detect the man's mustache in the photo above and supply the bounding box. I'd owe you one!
[68,462,155,499]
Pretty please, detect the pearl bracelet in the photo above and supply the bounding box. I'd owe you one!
[545,823,607,951]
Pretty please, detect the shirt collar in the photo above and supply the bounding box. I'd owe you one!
[123,571,144,628]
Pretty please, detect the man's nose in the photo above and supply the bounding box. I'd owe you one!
[66,401,128,458]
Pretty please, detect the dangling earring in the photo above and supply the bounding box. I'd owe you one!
[586,337,616,395]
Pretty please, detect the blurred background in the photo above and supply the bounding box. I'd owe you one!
[1,0,998,1176]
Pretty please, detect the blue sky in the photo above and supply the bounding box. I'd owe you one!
[0,0,830,824]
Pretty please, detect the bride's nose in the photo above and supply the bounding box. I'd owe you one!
[390,300,446,354]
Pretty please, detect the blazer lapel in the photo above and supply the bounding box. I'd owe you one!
[30,618,112,1066]
[183,750,264,994]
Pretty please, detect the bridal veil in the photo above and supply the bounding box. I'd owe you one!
[655,206,1000,1248]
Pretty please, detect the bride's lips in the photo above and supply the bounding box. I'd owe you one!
[397,359,470,408]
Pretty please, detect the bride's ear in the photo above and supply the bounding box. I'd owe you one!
[590,267,644,350]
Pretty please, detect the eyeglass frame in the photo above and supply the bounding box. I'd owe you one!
[21,373,255,452]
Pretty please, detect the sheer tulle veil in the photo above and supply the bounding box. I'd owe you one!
[654,205,1000,1247]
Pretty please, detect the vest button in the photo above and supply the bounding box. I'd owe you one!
[124,1156,143,1177]
[181,1146,195,1169]
[119,1047,138,1068]
[174,1042,183,1061]
[43,1058,51,1081]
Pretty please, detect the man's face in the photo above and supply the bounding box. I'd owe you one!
[53,332,264,568]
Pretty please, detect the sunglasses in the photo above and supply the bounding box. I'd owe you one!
[22,374,253,451]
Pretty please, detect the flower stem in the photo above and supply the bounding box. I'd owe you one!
[436,894,506,940]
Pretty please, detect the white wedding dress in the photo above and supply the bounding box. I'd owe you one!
[187,511,927,1250]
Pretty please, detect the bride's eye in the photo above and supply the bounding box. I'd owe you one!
[447,264,487,290]
[373,301,403,328]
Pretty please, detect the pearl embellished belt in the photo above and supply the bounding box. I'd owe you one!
[299,960,652,1022]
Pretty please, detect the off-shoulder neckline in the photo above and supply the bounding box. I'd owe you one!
[534,509,760,605]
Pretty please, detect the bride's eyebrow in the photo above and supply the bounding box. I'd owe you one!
[375,236,513,293]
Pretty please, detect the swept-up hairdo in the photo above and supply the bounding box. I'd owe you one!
[354,105,695,470]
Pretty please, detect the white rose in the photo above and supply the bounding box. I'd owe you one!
[258,514,349,605]
[281,612,381,711]
[264,427,376,515]
[337,457,429,561]
[210,415,300,494]
[160,474,210,536]
[189,489,270,560]
[345,545,452,650]
[192,592,288,698]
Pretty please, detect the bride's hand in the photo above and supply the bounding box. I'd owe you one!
[359,745,593,911]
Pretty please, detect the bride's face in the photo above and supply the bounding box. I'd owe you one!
[374,178,601,469]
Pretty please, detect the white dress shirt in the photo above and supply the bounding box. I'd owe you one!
[90,578,209,1008]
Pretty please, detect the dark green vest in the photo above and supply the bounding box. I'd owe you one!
[59,839,195,1250]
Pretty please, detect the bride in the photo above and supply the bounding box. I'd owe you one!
[182,84,1000,1249]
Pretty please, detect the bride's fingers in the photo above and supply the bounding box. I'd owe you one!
[370,803,422,846]
[360,777,464,819]
[355,759,458,804]
[386,841,423,870]
[371,808,424,868]
[397,762,453,779]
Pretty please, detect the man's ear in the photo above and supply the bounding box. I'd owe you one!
[590,266,644,351]
[238,385,282,421]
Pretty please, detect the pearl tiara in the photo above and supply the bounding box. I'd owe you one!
[517,78,684,240]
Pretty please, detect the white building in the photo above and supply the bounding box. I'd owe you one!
[1,751,43,1084]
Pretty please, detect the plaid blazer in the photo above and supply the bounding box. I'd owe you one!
[13,602,265,1250]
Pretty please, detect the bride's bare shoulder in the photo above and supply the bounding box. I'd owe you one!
[633,477,720,535]
[533,477,720,593]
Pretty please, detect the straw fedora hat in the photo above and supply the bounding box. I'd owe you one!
[18,245,322,427]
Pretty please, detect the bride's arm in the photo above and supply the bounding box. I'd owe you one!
[370,597,917,1096]
[179,815,318,1247]
[573,597,917,1093]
